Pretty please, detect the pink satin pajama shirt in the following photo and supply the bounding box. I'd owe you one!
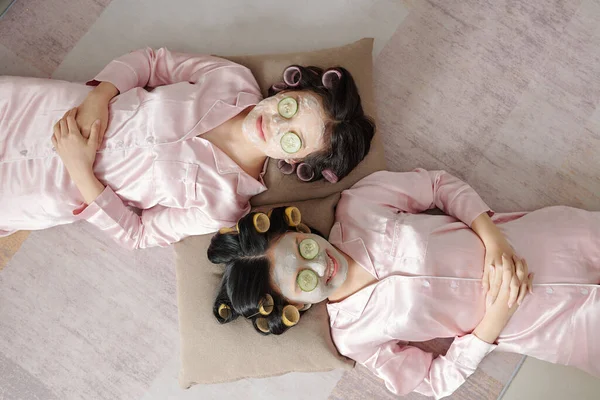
[0,48,267,248]
[327,169,599,399]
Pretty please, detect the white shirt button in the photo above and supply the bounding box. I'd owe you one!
[546,287,554,294]
[450,281,459,288]
[422,281,430,288]
[580,288,589,295]
[20,150,28,156]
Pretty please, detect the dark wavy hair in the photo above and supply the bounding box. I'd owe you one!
[269,65,375,183]
[207,207,321,335]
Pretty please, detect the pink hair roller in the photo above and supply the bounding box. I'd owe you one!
[321,69,342,89]
[277,159,297,175]
[283,66,302,87]
[296,163,315,182]
[271,82,288,93]
[321,169,339,183]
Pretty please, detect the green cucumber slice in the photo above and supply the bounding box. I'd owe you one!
[299,238,319,260]
[280,132,302,154]
[297,269,318,292]
[278,97,298,119]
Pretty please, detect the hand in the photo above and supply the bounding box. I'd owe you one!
[482,237,531,308]
[55,81,117,146]
[52,108,101,179]
[75,92,109,145]
[473,255,534,344]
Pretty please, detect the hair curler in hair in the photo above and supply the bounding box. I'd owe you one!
[283,66,302,87]
[281,305,300,327]
[321,69,342,89]
[321,169,339,184]
[284,207,302,227]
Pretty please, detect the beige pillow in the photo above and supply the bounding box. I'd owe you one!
[175,38,386,388]
[176,193,352,387]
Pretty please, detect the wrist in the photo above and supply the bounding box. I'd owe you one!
[472,213,503,245]
[68,166,98,189]
[70,169,105,204]
[90,82,119,101]
[473,317,501,344]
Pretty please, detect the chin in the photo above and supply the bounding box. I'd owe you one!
[330,267,348,289]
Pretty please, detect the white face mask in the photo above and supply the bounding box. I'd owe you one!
[270,232,348,304]
[242,91,327,160]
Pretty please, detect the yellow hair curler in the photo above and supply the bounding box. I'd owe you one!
[284,207,302,227]
[281,305,300,327]
[295,223,311,234]
[258,294,274,316]
[253,213,271,233]
[255,317,270,333]
[219,227,236,234]
[296,303,312,312]
[218,304,232,319]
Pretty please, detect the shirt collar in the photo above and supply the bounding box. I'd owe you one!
[328,222,378,279]
[209,143,268,197]
[326,222,380,322]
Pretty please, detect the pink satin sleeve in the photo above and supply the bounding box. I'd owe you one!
[77,186,245,249]
[90,47,241,93]
[359,334,496,399]
[348,169,491,227]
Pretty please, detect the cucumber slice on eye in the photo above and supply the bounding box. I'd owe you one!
[297,269,318,292]
[299,238,319,260]
[278,97,298,119]
[280,132,302,154]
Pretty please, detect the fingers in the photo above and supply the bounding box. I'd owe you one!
[485,265,495,308]
[501,254,513,293]
[528,273,534,294]
[53,120,61,141]
[517,272,536,306]
[59,118,68,137]
[488,259,504,307]
[515,256,526,282]
[96,123,106,148]
[509,256,525,308]
[88,120,101,149]
[528,272,534,294]
[66,108,78,133]
[520,258,533,294]
[508,275,520,309]
[516,280,528,306]
[482,264,490,291]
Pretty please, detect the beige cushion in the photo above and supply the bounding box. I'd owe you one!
[176,193,353,387]
[175,38,387,388]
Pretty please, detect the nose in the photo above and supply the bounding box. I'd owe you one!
[306,260,326,277]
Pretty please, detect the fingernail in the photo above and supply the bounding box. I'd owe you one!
[94,119,100,125]
[486,295,492,308]
[508,302,513,308]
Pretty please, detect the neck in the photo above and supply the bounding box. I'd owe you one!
[204,107,267,179]
[327,247,377,303]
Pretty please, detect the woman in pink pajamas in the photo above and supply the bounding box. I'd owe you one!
[208,169,599,399]
[0,48,375,248]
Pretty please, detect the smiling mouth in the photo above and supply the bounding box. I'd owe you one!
[256,115,266,141]
[325,251,339,285]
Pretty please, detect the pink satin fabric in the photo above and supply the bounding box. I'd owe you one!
[327,169,599,399]
[0,48,267,248]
